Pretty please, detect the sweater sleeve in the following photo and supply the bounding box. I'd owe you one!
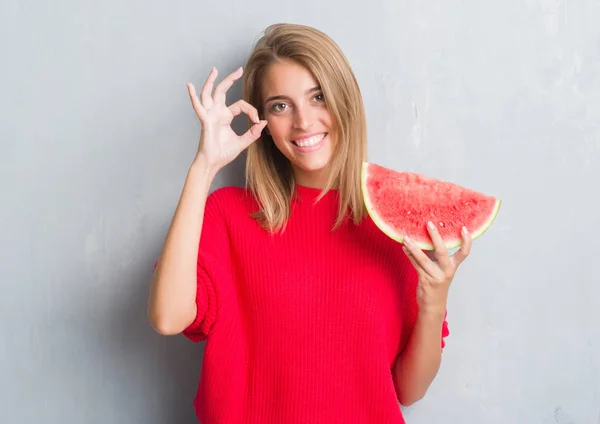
[181,188,233,343]
[399,256,450,353]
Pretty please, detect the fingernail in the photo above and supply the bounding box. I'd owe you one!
[462,226,468,234]
[427,221,435,230]
[404,236,411,244]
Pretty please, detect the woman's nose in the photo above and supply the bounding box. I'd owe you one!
[292,105,313,130]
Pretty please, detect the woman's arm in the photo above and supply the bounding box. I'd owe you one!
[393,221,473,406]
[148,157,217,335]
[147,66,267,335]
[392,310,445,406]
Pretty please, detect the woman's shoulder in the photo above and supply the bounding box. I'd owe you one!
[206,185,257,211]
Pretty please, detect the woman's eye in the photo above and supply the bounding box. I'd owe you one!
[271,103,288,112]
[314,93,324,102]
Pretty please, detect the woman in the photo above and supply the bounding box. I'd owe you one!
[148,23,472,424]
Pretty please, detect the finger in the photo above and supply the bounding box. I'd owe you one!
[239,120,268,148]
[186,83,207,121]
[228,100,260,124]
[402,245,427,279]
[452,226,472,266]
[427,221,451,270]
[214,67,244,105]
[201,67,218,108]
[403,236,442,278]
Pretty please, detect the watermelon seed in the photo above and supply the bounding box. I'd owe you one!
[439,222,444,227]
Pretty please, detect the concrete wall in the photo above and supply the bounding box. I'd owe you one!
[1,0,598,422]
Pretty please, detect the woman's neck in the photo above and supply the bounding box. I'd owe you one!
[292,167,335,190]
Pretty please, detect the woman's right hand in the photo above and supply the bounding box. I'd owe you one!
[186,66,268,171]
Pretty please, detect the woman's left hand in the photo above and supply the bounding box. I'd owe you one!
[402,222,472,317]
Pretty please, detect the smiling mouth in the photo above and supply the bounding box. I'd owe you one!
[291,133,327,147]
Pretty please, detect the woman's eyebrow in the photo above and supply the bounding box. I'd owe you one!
[264,86,321,104]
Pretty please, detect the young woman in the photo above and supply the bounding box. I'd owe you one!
[148,23,472,424]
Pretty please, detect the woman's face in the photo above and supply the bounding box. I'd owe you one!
[261,59,335,189]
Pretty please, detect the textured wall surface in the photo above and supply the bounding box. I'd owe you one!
[1,0,599,423]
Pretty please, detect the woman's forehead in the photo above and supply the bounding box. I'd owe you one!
[261,61,319,98]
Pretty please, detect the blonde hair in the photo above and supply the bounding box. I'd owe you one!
[242,23,368,232]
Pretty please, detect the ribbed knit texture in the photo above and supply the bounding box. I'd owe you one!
[182,185,449,424]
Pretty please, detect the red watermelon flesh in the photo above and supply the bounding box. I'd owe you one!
[361,162,501,250]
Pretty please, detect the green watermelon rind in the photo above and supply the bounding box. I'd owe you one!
[361,161,502,251]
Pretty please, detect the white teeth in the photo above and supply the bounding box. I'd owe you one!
[293,134,326,147]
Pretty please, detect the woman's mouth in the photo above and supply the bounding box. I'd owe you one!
[291,133,327,153]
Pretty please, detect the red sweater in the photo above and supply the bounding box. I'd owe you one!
[181,185,449,423]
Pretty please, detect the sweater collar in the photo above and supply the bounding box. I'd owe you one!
[294,184,338,203]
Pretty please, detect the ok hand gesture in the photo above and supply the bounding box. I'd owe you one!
[187,67,268,170]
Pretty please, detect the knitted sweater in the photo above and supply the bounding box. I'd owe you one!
[182,185,449,423]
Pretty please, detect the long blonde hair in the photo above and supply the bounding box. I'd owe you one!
[242,23,368,232]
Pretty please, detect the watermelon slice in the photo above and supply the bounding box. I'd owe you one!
[361,162,501,250]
